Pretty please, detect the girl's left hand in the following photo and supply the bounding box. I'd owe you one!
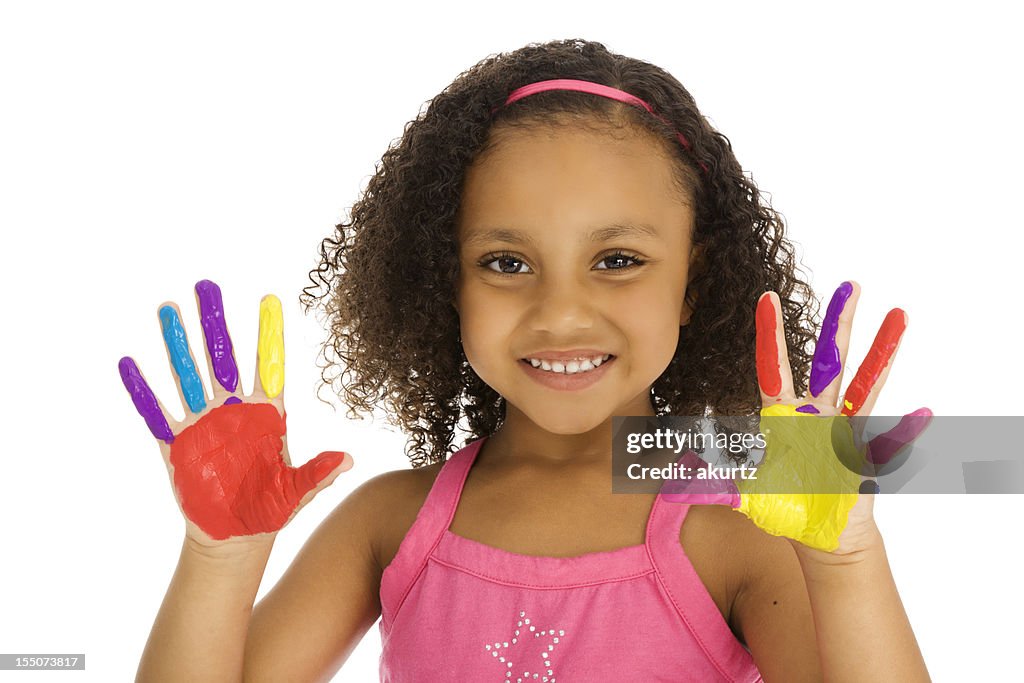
[744,281,932,558]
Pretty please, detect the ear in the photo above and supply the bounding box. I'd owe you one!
[679,244,704,326]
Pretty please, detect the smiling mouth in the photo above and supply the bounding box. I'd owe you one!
[519,354,616,374]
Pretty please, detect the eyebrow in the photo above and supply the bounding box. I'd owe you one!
[462,222,661,248]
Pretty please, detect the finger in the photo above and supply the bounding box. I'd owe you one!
[756,292,794,403]
[866,407,933,466]
[194,279,240,394]
[117,356,175,444]
[158,303,208,414]
[289,451,352,505]
[841,308,907,417]
[809,281,860,407]
[255,294,285,400]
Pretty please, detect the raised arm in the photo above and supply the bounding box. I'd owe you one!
[242,469,405,681]
[736,283,930,681]
[670,282,931,681]
[121,280,354,682]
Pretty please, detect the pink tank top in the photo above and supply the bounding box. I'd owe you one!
[378,436,763,682]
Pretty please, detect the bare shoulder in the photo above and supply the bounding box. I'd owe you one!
[364,460,446,571]
[242,461,444,682]
[297,459,445,572]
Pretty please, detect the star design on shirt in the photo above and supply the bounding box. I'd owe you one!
[483,609,565,682]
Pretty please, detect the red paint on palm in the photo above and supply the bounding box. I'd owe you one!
[168,402,344,540]
[755,295,782,396]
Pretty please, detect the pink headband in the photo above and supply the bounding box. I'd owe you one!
[491,78,709,175]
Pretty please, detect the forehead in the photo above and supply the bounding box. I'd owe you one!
[457,125,693,241]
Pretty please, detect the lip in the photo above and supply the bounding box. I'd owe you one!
[519,349,612,362]
[519,355,616,391]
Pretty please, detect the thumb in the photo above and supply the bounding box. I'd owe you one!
[865,407,933,466]
[291,451,350,502]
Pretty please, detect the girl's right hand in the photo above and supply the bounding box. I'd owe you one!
[118,279,353,550]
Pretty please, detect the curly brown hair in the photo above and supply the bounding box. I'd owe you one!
[300,38,820,468]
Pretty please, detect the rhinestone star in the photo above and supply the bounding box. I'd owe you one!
[482,609,565,682]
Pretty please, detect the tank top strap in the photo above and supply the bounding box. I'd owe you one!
[379,435,486,629]
[645,493,758,680]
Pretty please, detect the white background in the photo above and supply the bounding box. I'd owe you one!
[2,1,1021,680]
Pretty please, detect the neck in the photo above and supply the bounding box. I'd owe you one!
[484,391,657,467]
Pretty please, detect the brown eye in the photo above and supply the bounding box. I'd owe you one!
[477,250,646,277]
[595,251,646,271]
[479,252,533,276]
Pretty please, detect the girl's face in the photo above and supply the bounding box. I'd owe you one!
[455,124,700,436]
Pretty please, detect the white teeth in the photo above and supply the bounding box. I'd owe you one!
[525,354,611,374]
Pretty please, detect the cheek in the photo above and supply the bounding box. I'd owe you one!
[458,297,512,367]
[618,275,679,316]
[634,307,680,340]
[623,293,683,354]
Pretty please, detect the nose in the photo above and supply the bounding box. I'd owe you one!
[528,273,596,335]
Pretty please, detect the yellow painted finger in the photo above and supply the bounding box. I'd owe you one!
[257,294,285,398]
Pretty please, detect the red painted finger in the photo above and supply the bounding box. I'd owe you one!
[756,293,781,396]
[841,308,907,416]
[290,451,348,502]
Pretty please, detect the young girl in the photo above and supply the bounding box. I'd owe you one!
[122,39,930,681]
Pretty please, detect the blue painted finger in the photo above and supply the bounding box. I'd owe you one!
[159,305,207,413]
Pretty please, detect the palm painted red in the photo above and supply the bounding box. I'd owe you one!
[168,402,345,540]
[118,279,352,545]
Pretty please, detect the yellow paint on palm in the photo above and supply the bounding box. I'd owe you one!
[257,295,284,398]
[735,403,863,552]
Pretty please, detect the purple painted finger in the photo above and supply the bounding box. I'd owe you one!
[809,281,854,397]
[867,407,933,465]
[195,279,238,392]
[118,356,174,444]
